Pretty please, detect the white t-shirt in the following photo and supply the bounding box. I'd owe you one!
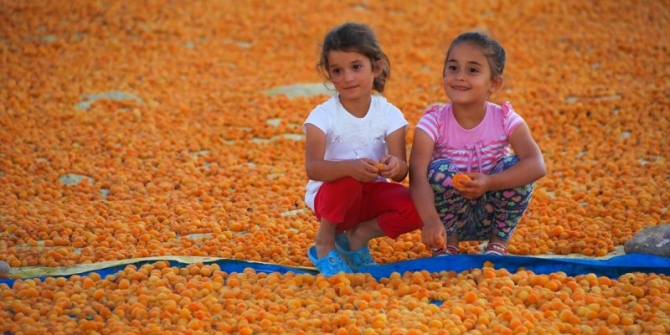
[302,95,409,210]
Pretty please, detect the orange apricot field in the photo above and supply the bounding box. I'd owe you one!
[0,0,668,334]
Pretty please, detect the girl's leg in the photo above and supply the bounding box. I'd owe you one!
[314,218,339,258]
[343,218,383,252]
[486,156,534,249]
[313,177,364,258]
[347,182,422,251]
[427,159,472,253]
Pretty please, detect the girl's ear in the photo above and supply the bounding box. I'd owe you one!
[373,59,383,77]
[489,76,504,94]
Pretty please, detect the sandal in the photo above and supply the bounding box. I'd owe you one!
[484,242,508,255]
[432,245,460,256]
[307,245,352,277]
[334,233,378,271]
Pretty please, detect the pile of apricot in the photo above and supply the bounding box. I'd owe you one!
[1,262,668,335]
[0,0,668,332]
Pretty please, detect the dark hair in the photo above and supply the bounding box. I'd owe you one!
[317,22,391,93]
[444,32,506,79]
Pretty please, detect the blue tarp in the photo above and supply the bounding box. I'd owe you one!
[366,253,670,279]
[1,254,668,287]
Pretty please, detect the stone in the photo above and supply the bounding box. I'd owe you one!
[265,83,335,99]
[75,91,143,111]
[624,224,670,258]
[58,173,95,186]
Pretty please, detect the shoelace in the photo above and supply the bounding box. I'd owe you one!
[484,242,508,255]
[432,245,460,256]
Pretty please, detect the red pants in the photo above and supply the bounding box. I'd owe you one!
[313,177,422,239]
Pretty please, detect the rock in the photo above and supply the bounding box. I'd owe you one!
[58,173,95,186]
[265,83,335,99]
[75,91,143,111]
[624,224,670,258]
[0,261,9,277]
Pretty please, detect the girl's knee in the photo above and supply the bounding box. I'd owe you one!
[491,156,520,174]
[390,193,423,227]
[428,159,462,190]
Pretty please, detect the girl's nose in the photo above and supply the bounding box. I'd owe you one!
[344,70,354,82]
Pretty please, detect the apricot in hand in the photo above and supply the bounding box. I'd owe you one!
[452,174,471,188]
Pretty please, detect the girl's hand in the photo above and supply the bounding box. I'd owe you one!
[421,220,446,249]
[454,173,489,200]
[350,158,381,182]
[377,155,402,179]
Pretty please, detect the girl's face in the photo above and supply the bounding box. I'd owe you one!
[443,42,499,105]
[327,50,379,102]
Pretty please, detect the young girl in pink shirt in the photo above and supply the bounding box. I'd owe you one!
[410,32,546,256]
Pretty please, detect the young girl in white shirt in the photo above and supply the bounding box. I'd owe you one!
[303,22,422,276]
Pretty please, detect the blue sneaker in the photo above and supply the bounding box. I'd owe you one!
[307,245,352,277]
[334,233,378,271]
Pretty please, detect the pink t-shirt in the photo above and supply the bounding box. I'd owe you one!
[415,101,524,174]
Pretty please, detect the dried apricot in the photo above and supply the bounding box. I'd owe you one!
[436,235,445,248]
[453,174,472,188]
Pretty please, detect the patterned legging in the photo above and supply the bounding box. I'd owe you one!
[428,156,534,242]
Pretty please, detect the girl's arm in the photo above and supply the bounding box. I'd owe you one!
[304,124,380,182]
[409,129,445,248]
[485,122,546,191]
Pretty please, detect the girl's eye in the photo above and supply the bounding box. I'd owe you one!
[469,68,479,73]
[447,65,457,71]
[331,69,341,75]
[353,64,362,70]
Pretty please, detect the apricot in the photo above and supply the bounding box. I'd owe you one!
[435,236,445,248]
[452,174,472,189]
